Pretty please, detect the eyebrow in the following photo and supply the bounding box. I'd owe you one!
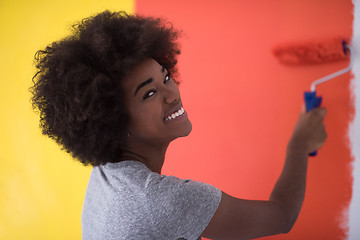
[135,77,153,96]
[134,66,166,96]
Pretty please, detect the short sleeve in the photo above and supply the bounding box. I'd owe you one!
[145,174,222,240]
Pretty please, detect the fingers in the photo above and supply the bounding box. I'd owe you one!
[310,107,327,121]
[311,123,328,152]
[292,106,327,153]
[315,107,327,117]
[310,108,327,152]
[300,105,326,116]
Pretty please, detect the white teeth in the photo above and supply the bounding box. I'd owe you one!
[165,107,185,121]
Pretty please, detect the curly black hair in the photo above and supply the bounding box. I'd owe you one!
[30,10,181,166]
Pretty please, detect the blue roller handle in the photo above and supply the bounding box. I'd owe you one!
[304,91,322,156]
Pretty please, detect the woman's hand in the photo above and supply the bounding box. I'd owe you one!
[289,106,327,154]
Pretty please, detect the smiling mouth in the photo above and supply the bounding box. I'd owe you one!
[164,107,185,121]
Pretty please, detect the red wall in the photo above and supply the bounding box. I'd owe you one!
[136,1,354,239]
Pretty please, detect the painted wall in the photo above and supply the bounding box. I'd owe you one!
[0,0,357,239]
[136,1,355,239]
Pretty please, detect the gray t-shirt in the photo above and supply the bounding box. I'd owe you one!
[81,160,222,240]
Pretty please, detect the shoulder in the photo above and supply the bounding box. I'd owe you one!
[145,173,221,203]
[144,172,222,239]
[91,160,151,185]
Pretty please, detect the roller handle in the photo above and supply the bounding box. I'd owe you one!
[304,91,322,156]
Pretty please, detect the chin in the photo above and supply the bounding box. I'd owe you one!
[185,122,193,136]
[180,120,193,137]
[171,120,192,140]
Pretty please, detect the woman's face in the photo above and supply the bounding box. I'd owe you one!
[122,58,192,145]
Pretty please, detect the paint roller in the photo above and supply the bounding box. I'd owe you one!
[273,37,353,156]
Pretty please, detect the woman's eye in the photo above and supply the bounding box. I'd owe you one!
[164,73,171,83]
[143,90,156,100]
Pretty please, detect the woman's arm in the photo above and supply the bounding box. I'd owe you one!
[202,107,327,240]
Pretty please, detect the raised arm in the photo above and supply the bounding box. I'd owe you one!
[202,107,327,240]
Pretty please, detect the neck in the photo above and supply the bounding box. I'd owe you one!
[122,140,169,174]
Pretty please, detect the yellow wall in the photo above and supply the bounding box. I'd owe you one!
[0,1,133,239]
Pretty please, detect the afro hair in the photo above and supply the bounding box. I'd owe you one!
[30,10,181,166]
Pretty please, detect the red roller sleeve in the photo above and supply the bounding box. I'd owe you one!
[273,37,349,65]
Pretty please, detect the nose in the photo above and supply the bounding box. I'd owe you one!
[163,85,180,105]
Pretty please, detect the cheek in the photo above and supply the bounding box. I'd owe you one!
[129,104,164,134]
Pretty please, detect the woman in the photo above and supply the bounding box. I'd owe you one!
[31,10,327,240]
